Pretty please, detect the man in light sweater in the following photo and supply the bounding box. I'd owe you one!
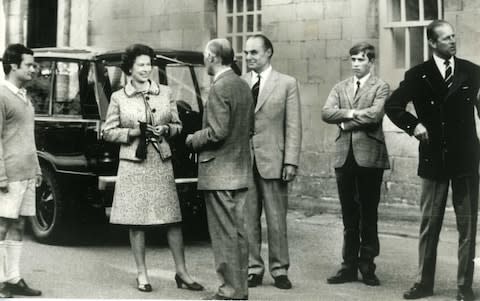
[0,44,42,298]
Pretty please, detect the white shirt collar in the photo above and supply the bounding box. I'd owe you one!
[433,53,455,78]
[353,73,371,89]
[213,67,231,81]
[252,65,272,84]
[251,65,272,96]
[3,80,27,102]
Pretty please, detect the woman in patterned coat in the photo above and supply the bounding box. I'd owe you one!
[102,44,203,292]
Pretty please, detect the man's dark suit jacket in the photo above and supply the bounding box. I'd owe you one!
[385,57,480,179]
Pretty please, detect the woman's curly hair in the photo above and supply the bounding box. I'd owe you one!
[120,44,155,75]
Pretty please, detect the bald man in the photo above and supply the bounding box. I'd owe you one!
[186,39,254,300]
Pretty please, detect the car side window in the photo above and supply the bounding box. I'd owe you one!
[166,65,201,112]
[26,60,53,115]
[105,65,126,93]
[53,61,82,116]
[194,66,210,106]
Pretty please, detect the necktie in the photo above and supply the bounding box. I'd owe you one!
[354,80,361,98]
[444,60,453,88]
[251,75,261,107]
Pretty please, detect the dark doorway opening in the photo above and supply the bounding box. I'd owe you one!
[27,0,57,48]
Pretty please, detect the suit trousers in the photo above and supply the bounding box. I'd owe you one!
[417,175,479,290]
[246,161,289,277]
[204,189,249,299]
[334,149,384,273]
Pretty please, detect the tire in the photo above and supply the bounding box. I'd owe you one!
[29,164,70,244]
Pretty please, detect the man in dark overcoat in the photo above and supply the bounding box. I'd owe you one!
[386,20,480,301]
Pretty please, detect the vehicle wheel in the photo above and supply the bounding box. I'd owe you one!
[29,165,70,244]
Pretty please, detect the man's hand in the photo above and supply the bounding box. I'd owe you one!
[353,110,367,120]
[413,123,429,143]
[347,109,356,120]
[282,164,297,182]
[35,174,42,187]
[185,134,193,149]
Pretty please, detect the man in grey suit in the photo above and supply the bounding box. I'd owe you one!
[322,42,390,287]
[186,38,254,300]
[242,35,302,290]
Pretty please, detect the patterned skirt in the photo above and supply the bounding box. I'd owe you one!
[109,145,182,225]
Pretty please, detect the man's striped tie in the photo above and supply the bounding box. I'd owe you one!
[444,60,453,88]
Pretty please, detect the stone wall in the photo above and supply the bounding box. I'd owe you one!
[87,0,216,51]
[261,0,386,205]
[3,0,27,45]
[263,0,480,209]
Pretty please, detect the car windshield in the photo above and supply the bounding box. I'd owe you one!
[26,60,84,117]
[26,60,53,115]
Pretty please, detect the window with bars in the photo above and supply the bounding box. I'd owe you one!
[217,0,262,73]
[379,0,443,85]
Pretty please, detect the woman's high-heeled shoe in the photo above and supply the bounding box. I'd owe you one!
[175,274,204,291]
[136,278,152,292]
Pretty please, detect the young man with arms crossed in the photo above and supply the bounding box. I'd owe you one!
[322,42,390,287]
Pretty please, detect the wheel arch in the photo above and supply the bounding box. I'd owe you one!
[37,152,58,171]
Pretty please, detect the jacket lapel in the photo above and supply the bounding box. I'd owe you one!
[344,77,354,108]
[422,59,448,98]
[445,58,468,99]
[255,70,277,113]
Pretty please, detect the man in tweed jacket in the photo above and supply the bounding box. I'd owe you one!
[322,42,390,287]
[186,38,254,300]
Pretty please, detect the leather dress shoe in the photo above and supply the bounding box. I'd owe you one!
[457,286,474,301]
[247,274,262,287]
[327,269,358,284]
[273,275,292,289]
[4,279,41,296]
[403,283,433,299]
[361,272,380,286]
[0,285,12,298]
